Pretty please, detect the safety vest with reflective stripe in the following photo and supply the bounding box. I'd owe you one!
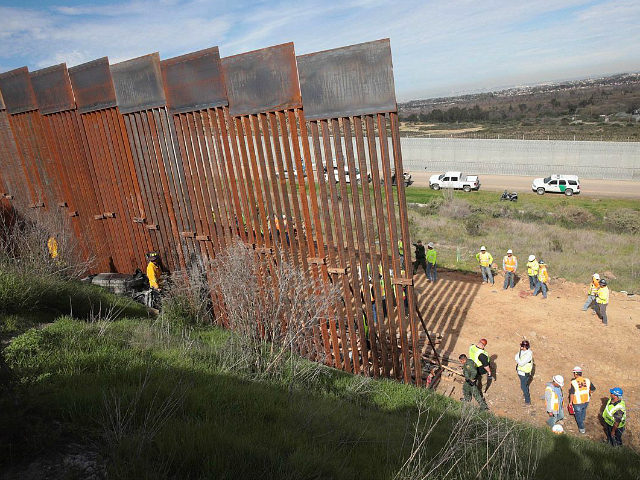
[602,399,626,427]
[570,377,592,404]
[469,344,487,368]
[504,255,517,272]
[516,351,533,374]
[588,280,599,296]
[426,248,437,265]
[596,286,609,305]
[398,240,404,256]
[526,260,539,276]
[47,237,59,259]
[476,251,493,267]
[538,265,549,284]
[545,385,560,413]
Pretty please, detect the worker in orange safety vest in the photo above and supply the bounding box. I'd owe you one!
[502,249,517,290]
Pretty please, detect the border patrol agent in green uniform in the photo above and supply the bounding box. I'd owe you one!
[459,354,489,410]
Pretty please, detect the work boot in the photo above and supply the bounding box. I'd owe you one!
[579,429,586,434]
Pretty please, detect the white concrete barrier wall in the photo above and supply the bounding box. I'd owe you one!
[399,138,640,180]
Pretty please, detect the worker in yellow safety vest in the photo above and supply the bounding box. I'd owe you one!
[582,273,600,313]
[514,340,533,405]
[568,366,596,434]
[146,251,163,291]
[545,375,565,428]
[533,260,549,299]
[603,387,626,446]
[476,246,494,285]
[468,338,492,391]
[526,254,539,291]
[47,236,59,259]
[502,249,517,290]
[595,278,609,325]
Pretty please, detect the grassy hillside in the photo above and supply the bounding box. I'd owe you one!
[405,188,640,292]
[1,309,639,478]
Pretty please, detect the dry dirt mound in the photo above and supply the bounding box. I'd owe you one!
[414,269,640,449]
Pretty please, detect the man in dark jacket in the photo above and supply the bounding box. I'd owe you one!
[413,240,427,275]
[459,354,488,410]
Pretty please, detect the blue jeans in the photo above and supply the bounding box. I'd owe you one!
[546,409,564,427]
[582,295,596,311]
[481,266,493,284]
[427,262,437,282]
[528,275,538,290]
[606,424,624,446]
[573,402,588,430]
[518,373,531,404]
[503,271,515,289]
[533,282,548,298]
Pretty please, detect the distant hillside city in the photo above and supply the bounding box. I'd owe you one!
[399,72,640,124]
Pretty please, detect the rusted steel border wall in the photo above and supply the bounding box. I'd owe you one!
[0,38,432,385]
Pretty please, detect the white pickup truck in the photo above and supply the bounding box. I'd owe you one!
[429,171,480,192]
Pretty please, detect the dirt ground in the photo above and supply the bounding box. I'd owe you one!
[410,172,640,199]
[414,269,640,449]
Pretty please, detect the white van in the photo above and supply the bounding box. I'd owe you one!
[532,174,581,196]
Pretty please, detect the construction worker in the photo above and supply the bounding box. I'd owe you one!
[459,354,489,410]
[469,338,492,391]
[476,246,494,285]
[602,387,626,446]
[582,273,600,312]
[568,366,596,434]
[398,239,404,264]
[533,260,549,299]
[502,249,517,290]
[526,254,539,291]
[412,240,427,276]
[596,278,609,325]
[426,242,437,282]
[514,340,533,405]
[545,375,565,428]
[47,236,59,259]
[146,251,163,291]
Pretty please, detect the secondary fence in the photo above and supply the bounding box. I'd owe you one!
[0,39,439,385]
[399,137,640,180]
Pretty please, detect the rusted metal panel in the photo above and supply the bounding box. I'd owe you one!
[161,47,228,114]
[69,57,117,114]
[111,53,166,114]
[30,64,76,115]
[0,67,38,114]
[297,39,396,120]
[0,88,5,110]
[222,43,301,116]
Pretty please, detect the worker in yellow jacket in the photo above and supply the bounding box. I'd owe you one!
[533,260,549,299]
[526,254,539,291]
[476,246,494,285]
[146,251,163,291]
[582,273,600,312]
[47,236,59,259]
[596,278,609,325]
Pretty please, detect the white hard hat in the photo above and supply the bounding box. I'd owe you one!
[427,242,434,248]
[528,254,535,261]
[553,375,564,387]
[552,424,564,434]
[480,246,486,251]
[507,249,513,254]
[572,366,582,373]
[593,273,600,280]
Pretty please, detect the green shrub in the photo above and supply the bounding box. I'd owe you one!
[605,208,640,234]
[556,206,596,228]
[464,215,482,236]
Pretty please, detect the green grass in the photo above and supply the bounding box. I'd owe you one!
[405,188,640,292]
[2,316,639,479]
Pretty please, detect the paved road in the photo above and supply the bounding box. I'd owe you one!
[410,172,640,198]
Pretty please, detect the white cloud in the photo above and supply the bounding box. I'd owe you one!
[0,0,638,99]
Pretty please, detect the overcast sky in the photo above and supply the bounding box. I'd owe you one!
[1,0,639,101]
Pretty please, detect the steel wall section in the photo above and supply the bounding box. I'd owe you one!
[0,109,32,206]
[69,58,118,114]
[222,43,302,116]
[0,67,38,114]
[30,64,76,115]
[111,54,166,114]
